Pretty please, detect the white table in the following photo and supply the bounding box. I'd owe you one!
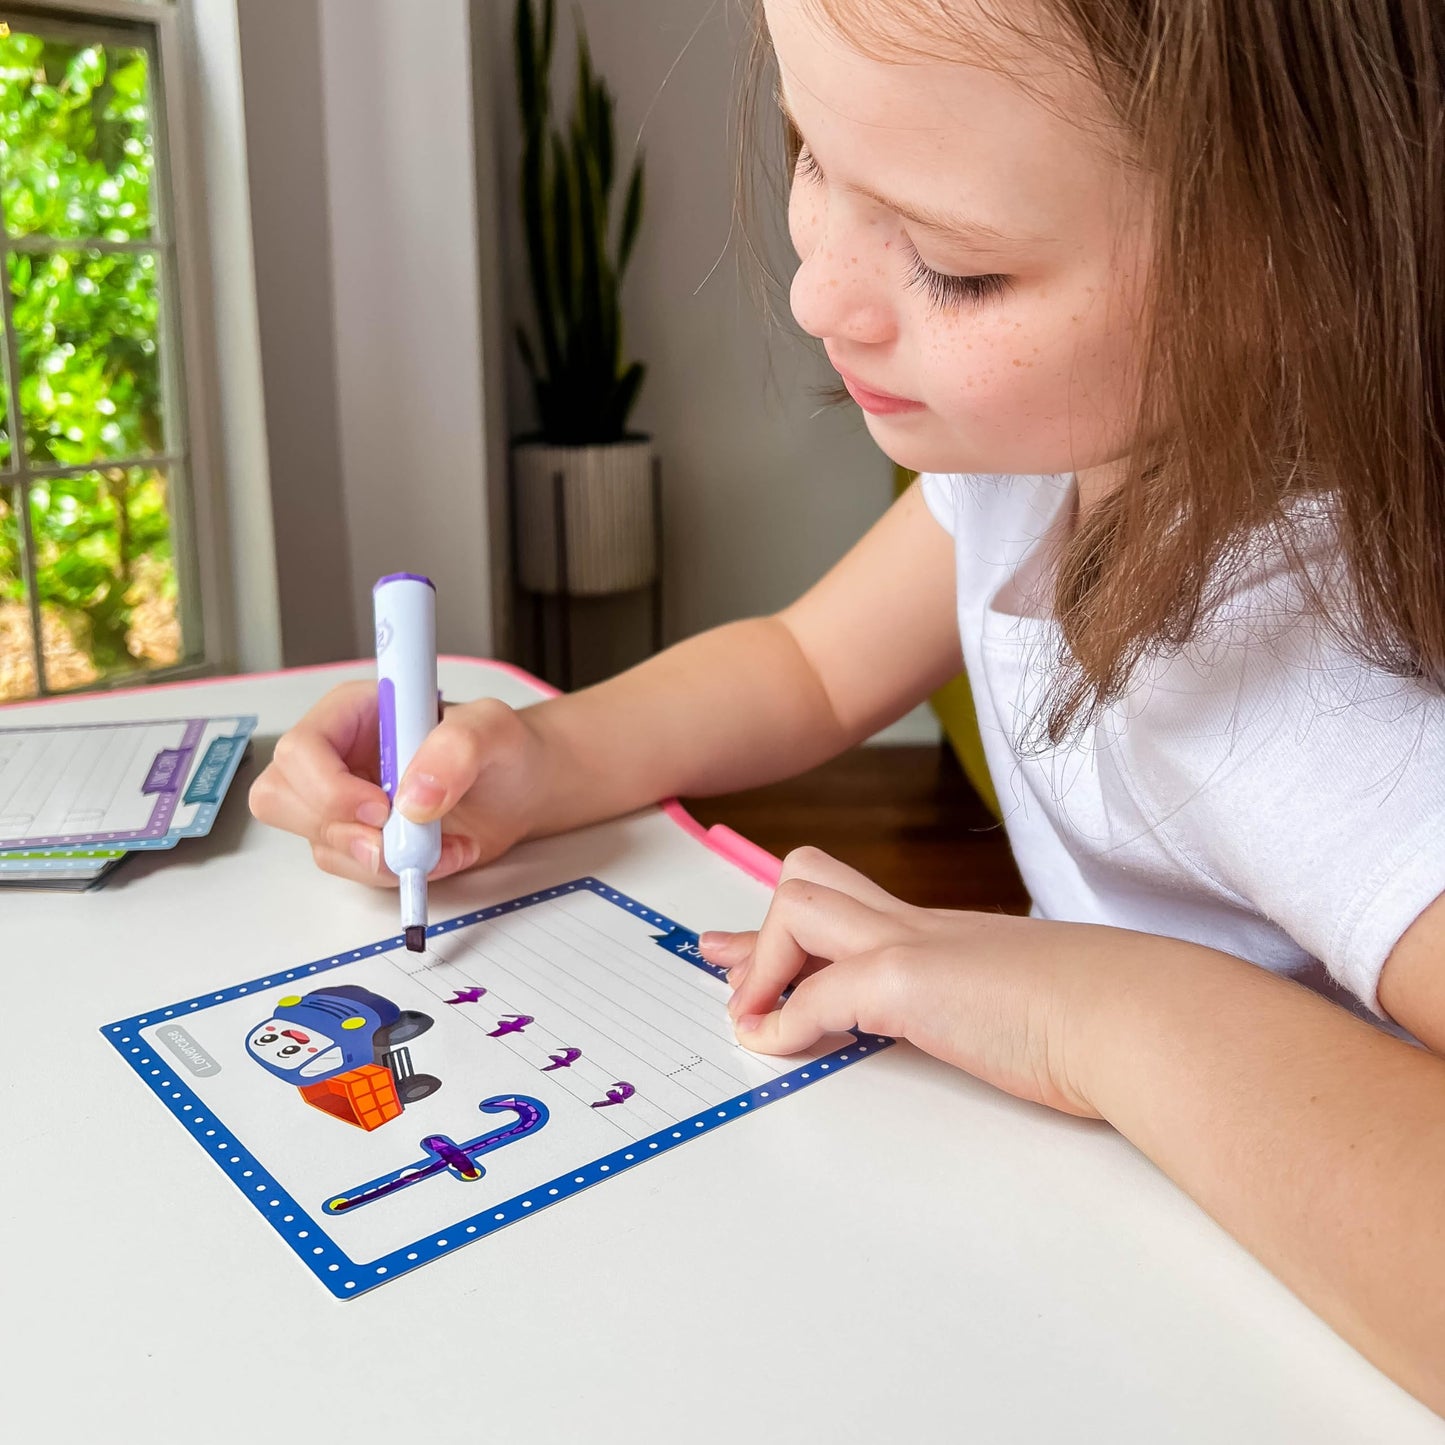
[4,661,1441,1444]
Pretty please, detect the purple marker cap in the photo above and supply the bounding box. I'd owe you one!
[373,572,435,592]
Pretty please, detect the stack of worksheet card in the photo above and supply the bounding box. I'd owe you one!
[0,714,257,890]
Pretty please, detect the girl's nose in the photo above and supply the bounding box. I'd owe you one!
[790,242,897,347]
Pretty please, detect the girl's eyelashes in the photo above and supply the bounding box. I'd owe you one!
[792,147,1011,311]
[903,239,1011,312]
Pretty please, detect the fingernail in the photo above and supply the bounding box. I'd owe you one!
[397,773,445,816]
[726,962,749,990]
[349,836,380,872]
[355,798,389,828]
[699,931,734,953]
[734,1014,762,1035]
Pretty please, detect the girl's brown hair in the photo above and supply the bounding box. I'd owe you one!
[750,1,1445,742]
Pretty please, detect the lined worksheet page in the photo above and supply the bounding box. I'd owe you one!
[0,717,252,847]
[117,876,878,1295]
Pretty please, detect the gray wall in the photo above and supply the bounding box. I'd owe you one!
[234,0,500,664]
[318,0,499,661]
[234,0,355,665]
[184,0,280,673]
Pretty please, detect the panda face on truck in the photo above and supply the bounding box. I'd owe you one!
[246,1019,344,1080]
[245,987,391,1085]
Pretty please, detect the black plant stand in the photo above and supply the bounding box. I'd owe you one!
[511,455,664,692]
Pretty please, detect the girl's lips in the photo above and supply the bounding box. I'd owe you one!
[834,366,925,416]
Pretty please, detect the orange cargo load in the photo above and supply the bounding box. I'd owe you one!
[298,1064,403,1131]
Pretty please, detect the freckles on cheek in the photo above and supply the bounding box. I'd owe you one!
[925,325,1011,404]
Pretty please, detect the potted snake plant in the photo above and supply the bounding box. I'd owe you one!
[511,0,651,597]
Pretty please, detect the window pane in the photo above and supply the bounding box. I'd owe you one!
[29,466,185,692]
[10,248,163,465]
[0,483,36,698]
[0,30,155,242]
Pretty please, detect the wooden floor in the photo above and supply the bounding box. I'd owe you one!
[682,744,1031,914]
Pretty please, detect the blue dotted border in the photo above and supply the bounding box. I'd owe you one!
[100,878,895,1300]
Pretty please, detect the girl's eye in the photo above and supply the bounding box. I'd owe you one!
[794,146,823,184]
[903,239,1011,311]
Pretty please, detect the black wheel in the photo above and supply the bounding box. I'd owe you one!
[399,1072,442,1104]
[384,1010,434,1046]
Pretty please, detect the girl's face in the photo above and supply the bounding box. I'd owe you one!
[769,0,1152,484]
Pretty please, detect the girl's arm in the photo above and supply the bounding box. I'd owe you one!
[251,483,959,881]
[1078,928,1445,1413]
[520,481,962,838]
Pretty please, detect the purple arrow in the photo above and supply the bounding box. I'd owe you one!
[445,987,487,1005]
[590,1081,636,1109]
[488,1014,534,1038]
[542,1047,582,1072]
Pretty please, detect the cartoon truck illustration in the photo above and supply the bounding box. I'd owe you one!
[246,984,442,1131]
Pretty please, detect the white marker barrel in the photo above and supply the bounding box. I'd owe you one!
[374,573,441,945]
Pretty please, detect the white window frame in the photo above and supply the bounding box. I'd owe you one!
[1,0,232,696]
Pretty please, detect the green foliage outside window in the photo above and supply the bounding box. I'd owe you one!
[0,25,183,700]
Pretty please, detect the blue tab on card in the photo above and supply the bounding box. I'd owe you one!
[184,735,247,805]
[651,924,727,981]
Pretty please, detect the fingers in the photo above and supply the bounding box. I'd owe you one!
[703,848,906,1019]
[309,835,390,887]
[292,680,385,778]
[251,684,390,835]
[251,686,516,888]
[699,846,902,967]
[697,930,755,971]
[395,699,517,823]
[736,953,904,1056]
[309,830,482,888]
[726,877,894,1023]
[771,845,909,914]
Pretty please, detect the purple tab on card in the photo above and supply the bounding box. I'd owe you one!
[378,677,398,798]
[142,747,193,795]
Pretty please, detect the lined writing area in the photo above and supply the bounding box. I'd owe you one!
[389,884,796,1142]
[0,723,157,839]
[0,716,254,849]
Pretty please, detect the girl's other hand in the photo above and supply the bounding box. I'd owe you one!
[249,682,547,886]
[699,846,1103,1118]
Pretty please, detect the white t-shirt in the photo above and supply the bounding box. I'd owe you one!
[920,471,1445,1021]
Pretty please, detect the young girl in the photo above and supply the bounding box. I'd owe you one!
[251,0,1445,1411]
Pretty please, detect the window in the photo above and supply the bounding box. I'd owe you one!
[0,0,211,701]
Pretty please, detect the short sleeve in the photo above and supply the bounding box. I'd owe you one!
[918,473,959,535]
[1110,571,1445,1013]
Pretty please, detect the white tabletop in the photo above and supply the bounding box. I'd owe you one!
[3,660,1441,1444]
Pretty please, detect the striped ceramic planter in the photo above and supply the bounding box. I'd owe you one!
[512,438,656,596]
